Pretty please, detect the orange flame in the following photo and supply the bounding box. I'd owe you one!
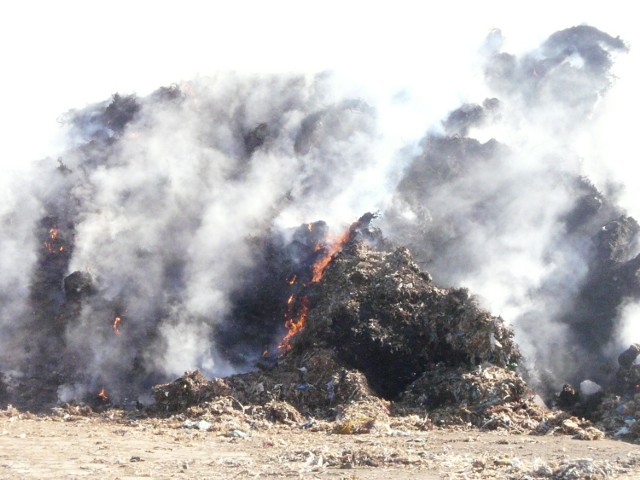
[288,275,297,285]
[98,388,108,401]
[44,227,64,254]
[311,229,351,283]
[278,297,309,352]
[277,215,370,353]
[113,316,122,335]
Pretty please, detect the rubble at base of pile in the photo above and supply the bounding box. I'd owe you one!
[596,392,640,441]
[393,364,604,439]
[263,400,304,425]
[396,365,528,415]
[148,364,605,440]
[333,397,391,434]
[152,370,232,412]
[0,404,30,419]
[298,242,522,399]
[152,348,380,419]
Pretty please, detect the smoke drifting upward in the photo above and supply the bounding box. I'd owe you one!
[0,25,638,406]
[1,73,394,405]
[383,25,637,391]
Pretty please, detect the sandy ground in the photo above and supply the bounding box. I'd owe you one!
[2,413,640,479]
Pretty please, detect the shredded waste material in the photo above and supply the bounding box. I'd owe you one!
[150,238,607,441]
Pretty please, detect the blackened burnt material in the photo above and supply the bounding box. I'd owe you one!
[293,241,521,399]
[63,271,94,302]
[567,216,640,355]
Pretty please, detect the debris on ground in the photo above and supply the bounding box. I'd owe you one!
[549,458,614,479]
[152,370,232,412]
[587,343,640,441]
[333,397,390,434]
[182,419,212,431]
[596,392,640,441]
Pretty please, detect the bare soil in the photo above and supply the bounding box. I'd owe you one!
[2,412,640,479]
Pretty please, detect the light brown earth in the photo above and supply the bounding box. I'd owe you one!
[2,411,640,479]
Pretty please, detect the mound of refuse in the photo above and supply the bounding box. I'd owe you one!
[151,235,604,439]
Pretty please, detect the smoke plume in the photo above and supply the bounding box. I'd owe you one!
[383,25,637,392]
[0,25,638,406]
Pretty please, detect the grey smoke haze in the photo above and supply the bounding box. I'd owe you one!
[383,25,636,391]
[1,73,398,401]
[0,25,638,404]
[0,171,42,370]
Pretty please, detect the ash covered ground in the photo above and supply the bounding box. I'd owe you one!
[1,27,640,474]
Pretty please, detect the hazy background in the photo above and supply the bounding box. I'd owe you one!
[1,1,637,174]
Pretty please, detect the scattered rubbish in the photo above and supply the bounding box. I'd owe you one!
[182,419,212,431]
[153,371,232,412]
[551,458,612,479]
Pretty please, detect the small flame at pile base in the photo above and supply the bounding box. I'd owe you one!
[97,388,108,401]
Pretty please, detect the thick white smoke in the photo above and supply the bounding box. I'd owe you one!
[381,26,638,390]
[0,18,638,405]
[0,170,41,369]
[45,73,413,398]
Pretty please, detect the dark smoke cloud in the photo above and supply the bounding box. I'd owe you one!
[0,73,391,405]
[0,25,637,406]
[383,25,636,392]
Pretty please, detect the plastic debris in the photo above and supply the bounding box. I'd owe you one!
[182,419,212,431]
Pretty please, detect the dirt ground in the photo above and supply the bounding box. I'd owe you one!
[2,411,640,479]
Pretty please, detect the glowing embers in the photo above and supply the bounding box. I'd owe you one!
[311,229,352,283]
[276,226,353,353]
[97,388,109,401]
[274,214,375,355]
[113,316,123,335]
[278,296,310,352]
[43,227,65,254]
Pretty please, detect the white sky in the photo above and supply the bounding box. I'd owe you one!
[0,1,638,169]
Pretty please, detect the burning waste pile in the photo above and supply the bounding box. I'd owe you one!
[151,215,601,439]
[1,24,640,443]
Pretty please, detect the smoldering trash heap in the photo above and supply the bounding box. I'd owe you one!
[1,25,640,440]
